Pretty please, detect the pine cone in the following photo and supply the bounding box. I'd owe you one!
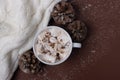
[19,50,41,74]
[66,20,87,42]
[51,1,75,25]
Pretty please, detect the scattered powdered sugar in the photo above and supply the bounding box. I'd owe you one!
[82,4,92,10]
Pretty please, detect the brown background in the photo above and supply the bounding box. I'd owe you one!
[12,0,120,80]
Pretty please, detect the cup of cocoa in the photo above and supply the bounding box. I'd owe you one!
[33,26,81,65]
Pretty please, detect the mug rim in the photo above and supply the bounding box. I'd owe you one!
[33,26,73,65]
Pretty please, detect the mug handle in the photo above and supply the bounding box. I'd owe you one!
[72,43,82,48]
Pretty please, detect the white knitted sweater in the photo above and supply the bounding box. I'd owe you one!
[0,0,61,80]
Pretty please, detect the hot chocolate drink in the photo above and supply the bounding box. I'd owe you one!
[34,27,72,65]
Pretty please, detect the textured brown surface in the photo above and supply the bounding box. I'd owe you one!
[12,0,120,80]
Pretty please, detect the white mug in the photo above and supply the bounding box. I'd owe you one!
[33,26,81,65]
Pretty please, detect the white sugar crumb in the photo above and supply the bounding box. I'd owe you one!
[91,50,96,53]
[88,4,92,7]
[82,4,92,10]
